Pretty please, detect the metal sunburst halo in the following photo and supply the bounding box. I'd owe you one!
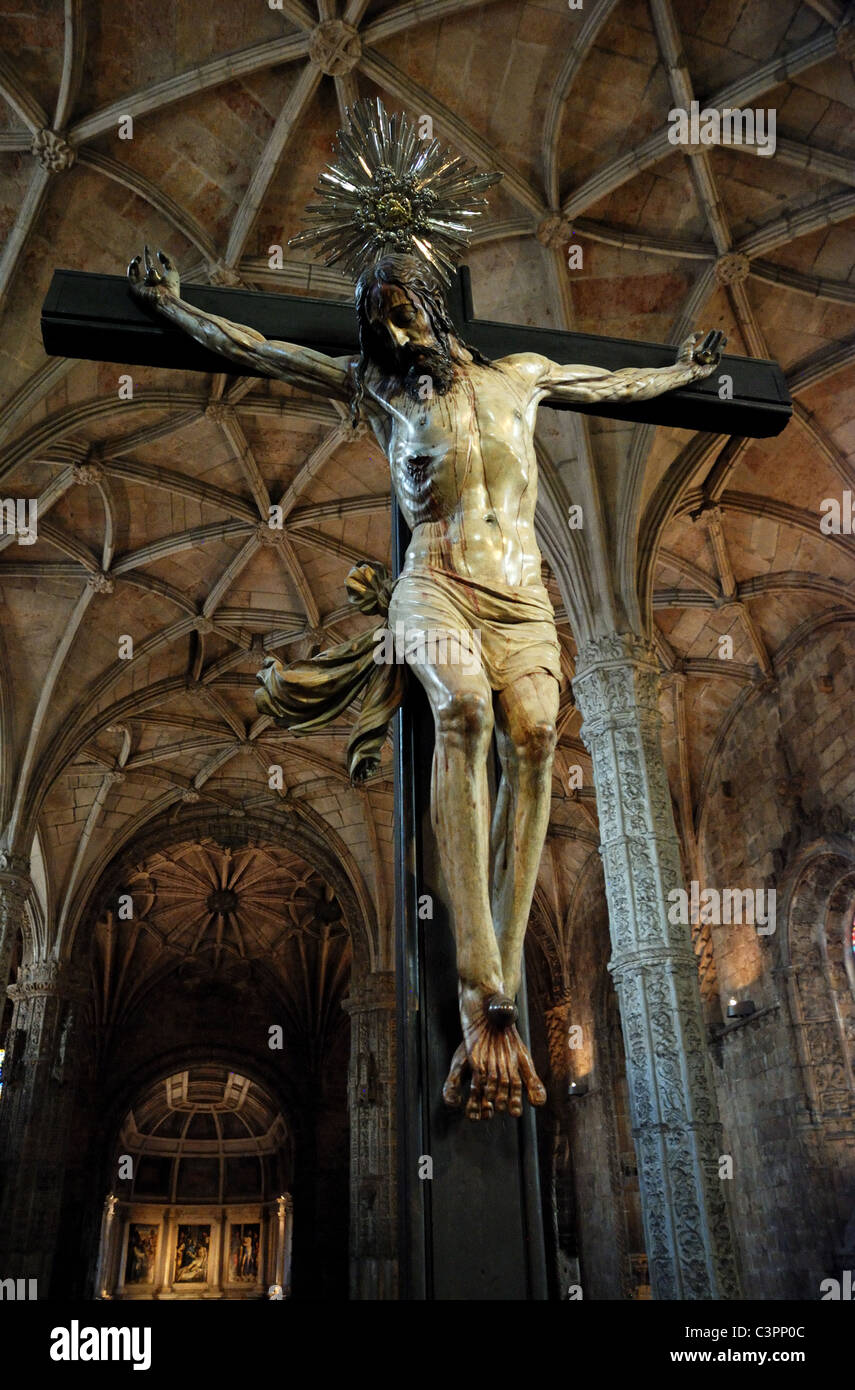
[288,97,502,283]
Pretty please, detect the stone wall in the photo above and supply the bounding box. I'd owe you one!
[708,1006,839,1299]
[701,624,855,1015]
[699,623,855,1299]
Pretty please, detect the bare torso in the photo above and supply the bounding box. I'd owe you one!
[362,358,543,590]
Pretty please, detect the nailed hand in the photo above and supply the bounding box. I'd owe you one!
[128,245,181,301]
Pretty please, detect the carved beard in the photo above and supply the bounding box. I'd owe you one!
[393,343,457,400]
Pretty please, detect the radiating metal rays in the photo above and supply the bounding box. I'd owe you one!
[289,96,501,282]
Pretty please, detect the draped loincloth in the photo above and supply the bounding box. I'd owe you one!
[255,561,562,784]
[388,565,562,691]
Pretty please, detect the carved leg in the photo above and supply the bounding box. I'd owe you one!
[402,641,508,1116]
[491,670,560,996]
[404,636,554,1117]
[425,671,502,997]
[468,670,558,1115]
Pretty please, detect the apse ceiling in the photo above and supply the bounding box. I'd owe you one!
[91,839,351,1043]
[0,0,853,985]
[124,1064,287,1144]
[117,1064,291,1204]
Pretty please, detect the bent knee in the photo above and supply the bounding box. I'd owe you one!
[436,688,494,745]
[515,719,557,768]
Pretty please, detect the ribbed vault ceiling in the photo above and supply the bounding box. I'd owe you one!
[91,838,350,1040]
[0,0,853,999]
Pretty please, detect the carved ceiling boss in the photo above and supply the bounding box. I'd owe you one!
[128,100,724,1122]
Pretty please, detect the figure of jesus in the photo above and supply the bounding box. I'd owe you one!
[129,247,724,1121]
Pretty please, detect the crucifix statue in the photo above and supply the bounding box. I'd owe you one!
[126,101,726,1123]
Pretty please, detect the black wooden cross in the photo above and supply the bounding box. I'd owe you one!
[42,267,791,437]
[39,265,790,1301]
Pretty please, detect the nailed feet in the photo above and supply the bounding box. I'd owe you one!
[443,985,546,1120]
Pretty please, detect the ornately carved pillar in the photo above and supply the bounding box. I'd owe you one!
[0,854,30,1021]
[572,633,740,1299]
[344,970,397,1299]
[0,958,90,1291]
[544,991,573,1095]
[543,991,575,1290]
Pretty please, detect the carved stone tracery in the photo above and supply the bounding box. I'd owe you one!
[0,867,31,1001]
[86,572,114,594]
[72,462,104,486]
[31,128,76,172]
[714,252,750,286]
[537,214,573,250]
[308,21,362,77]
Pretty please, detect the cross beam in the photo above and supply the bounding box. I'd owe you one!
[41,267,791,437]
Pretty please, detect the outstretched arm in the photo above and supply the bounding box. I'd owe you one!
[517,329,727,405]
[128,246,352,402]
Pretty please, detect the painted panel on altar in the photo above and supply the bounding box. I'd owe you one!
[228,1222,260,1283]
[125,1224,158,1285]
[173,1224,211,1283]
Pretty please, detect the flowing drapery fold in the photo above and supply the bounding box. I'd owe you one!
[255,563,406,783]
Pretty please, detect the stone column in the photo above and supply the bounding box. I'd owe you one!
[0,854,30,1021]
[94,1193,118,1297]
[276,1193,294,1295]
[152,1210,171,1298]
[0,958,90,1292]
[344,971,397,1299]
[572,632,740,1299]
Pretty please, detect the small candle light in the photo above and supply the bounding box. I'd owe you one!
[727,996,756,1019]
